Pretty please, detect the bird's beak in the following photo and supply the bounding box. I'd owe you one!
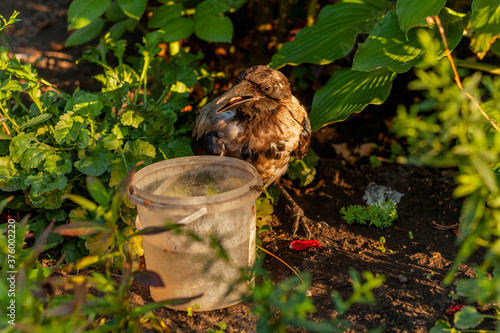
[214,85,254,114]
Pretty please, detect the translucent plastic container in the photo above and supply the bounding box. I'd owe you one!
[128,156,262,311]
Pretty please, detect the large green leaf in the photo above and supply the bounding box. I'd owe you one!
[54,111,86,144]
[309,68,396,131]
[65,18,105,47]
[454,306,484,329]
[10,132,54,169]
[75,145,113,177]
[162,18,195,43]
[352,9,468,73]
[469,0,500,59]
[148,3,183,29]
[194,15,233,43]
[397,0,446,34]
[118,0,147,20]
[269,0,387,69]
[67,0,110,30]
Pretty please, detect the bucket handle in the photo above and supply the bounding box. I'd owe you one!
[135,207,208,231]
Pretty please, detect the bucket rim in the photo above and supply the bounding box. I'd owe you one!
[129,156,263,207]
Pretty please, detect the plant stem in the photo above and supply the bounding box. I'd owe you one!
[11,93,30,114]
[306,0,318,27]
[39,78,71,101]
[257,245,305,284]
[454,59,500,75]
[0,104,19,133]
[430,15,500,132]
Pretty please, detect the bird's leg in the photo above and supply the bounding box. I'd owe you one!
[276,183,326,239]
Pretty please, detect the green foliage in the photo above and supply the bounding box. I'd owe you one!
[66,0,246,47]
[0,34,198,212]
[0,213,192,331]
[270,0,500,131]
[252,262,385,332]
[340,199,398,228]
[391,30,500,331]
[287,149,319,187]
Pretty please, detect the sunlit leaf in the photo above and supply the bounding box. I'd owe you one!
[118,0,147,20]
[352,9,468,73]
[67,0,110,30]
[269,0,387,69]
[397,0,446,34]
[309,68,396,131]
[162,17,195,43]
[10,132,54,169]
[65,18,105,47]
[469,0,500,59]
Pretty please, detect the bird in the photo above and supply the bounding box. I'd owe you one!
[192,65,323,239]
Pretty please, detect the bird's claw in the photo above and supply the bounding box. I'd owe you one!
[288,205,327,240]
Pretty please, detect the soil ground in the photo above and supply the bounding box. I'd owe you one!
[2,2,487,332]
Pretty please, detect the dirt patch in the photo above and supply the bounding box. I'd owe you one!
[2,2,486,332]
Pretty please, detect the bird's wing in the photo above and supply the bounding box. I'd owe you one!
[288,97,311,160]
[192,99,236,156]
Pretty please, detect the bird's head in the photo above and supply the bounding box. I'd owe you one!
[214,65,292,115]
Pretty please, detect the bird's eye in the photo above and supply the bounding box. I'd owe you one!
[261,85,272,94]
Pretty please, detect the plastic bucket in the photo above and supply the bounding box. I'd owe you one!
[128,156,262,311]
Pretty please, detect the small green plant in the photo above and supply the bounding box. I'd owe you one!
[340,198,398,228]
[408,231,414,240]
[251,261,385,332]
[208,322,227,333]
[376,236,393,254]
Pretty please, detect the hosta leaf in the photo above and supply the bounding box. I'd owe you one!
[309,68,396,131]
[269,0,387,69]
[162,18,195,43]
[118,0,147,20]
[10,132,54,169]
[397,0,446,34]
[195,15,232,43]
[54,111,86,144]
[67,0,110,30]
[65,18,105,47]
[352,9,468,73]
[148,3,183,29]
[469,0,500,59]
[75,145,113,177]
